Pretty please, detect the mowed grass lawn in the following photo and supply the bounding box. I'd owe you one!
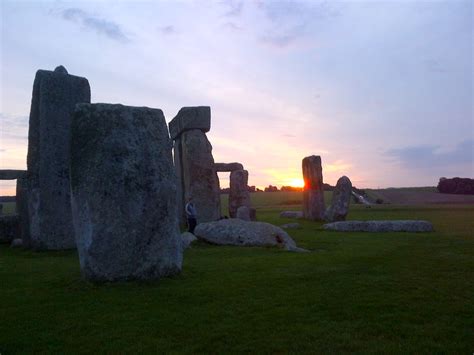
[1,193,473,353]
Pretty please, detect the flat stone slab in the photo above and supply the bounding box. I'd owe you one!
[169,106,210,140]
[194,218,308,252]
[215,162,244,172]
[280,211,303,219]
[0,170,26,180]
[323,220,434,232]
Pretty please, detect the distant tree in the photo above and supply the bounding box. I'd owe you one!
[248,185,256,193]
[264,185,279,192]
[437,177,474,195]
[280,186,303,192]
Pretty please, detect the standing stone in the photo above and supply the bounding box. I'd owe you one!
[302,155,325,220]
[325,176,352,222]
[16,177,30,247]
[70,103,182,282]
[229,169,251,218]
[170,107,220,224]
[26,66,90,250]
[236,206,251,221]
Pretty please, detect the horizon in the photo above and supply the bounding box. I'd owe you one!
[1,0,473,195]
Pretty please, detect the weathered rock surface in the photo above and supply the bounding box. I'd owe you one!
[10,238,23,248]
[174,129,221,223]
[281,223,301,229]
[194,218,307,252]
[215,162,244,172]
[169,106,211,140]
[280,211,303,219]
[181,232,197,249]
[70,103,182,282]
[0,170,26,180]
[0,215,20,243]
[325,176,352,222]
[302,155,325,220]
[249,207,257,221]
[236,206,251,221]
[26,66,91,250]
[229,170,251,218]
[324,220,434,232]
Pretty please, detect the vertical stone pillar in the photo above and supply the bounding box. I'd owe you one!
[71,103,182,282]
[324,176,352,222]
[169,107,220,224]
[26,65,90,250]
[16,176,30,246]
[302,155,325,220]
[229,169,251,218]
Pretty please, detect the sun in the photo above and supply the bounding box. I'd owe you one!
[289,178,305,188]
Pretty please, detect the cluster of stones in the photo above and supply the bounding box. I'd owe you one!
[301,155,352,223]
[1,65,183,282]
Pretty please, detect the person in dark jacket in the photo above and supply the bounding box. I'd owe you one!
[185,197,197,234]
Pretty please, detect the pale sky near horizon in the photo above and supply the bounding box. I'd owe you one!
[1,0,473,195]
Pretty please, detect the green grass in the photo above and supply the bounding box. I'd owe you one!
[1,202,473,353]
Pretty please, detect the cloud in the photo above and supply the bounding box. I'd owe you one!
[61,8,130,43]
[255,1,341,48]
[221,0,244,17]
[222,22,242,31]
[0,113,28,141]
[159,25,177,35]
[385,139,473,171]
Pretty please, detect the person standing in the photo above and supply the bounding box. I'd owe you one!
[185,197,197,234]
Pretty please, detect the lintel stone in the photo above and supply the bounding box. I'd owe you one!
[169,106,210,140]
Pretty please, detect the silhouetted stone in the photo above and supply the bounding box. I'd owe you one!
[324,220,433,232]
[0,215,20,243]
[236,206,251,221]
[10,238,23,248]
[169,106,211,140]
[325,176,352,222]
[302,155,325,220]
[0,170,26,180]
[229,169,251,218]
[215,162,244,172]
[71,103,182,282]
[26,66,90,250]
[16,177,30,247]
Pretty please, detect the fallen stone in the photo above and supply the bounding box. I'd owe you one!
[325,176,352,222]
[229,170,251,218]
[71,103,182,282]
[280,211,303,219]
[0,215,20,243]
[323,220,434,232]
[214,162,244,172]
[236,206,251,221]
[27,66,91,250]
[181,232,197,249]
[281,223,301,229]
[194,218,308,252]
[10,238,23,248]
[169,106,211,140]
[175,129,221,223]
[302,155,325,220]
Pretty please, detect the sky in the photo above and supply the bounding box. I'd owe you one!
[1,0,473,195]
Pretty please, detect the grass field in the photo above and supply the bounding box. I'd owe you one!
[1,195,473,353]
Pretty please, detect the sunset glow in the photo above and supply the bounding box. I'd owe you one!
[0,1,472,196]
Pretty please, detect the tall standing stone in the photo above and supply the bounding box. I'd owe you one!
[170,107,220,224]
[229,169,251,218]
[26,66,90,250]
[302,155,325,220]
[70,103,182,282]
[324,176,352,222]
